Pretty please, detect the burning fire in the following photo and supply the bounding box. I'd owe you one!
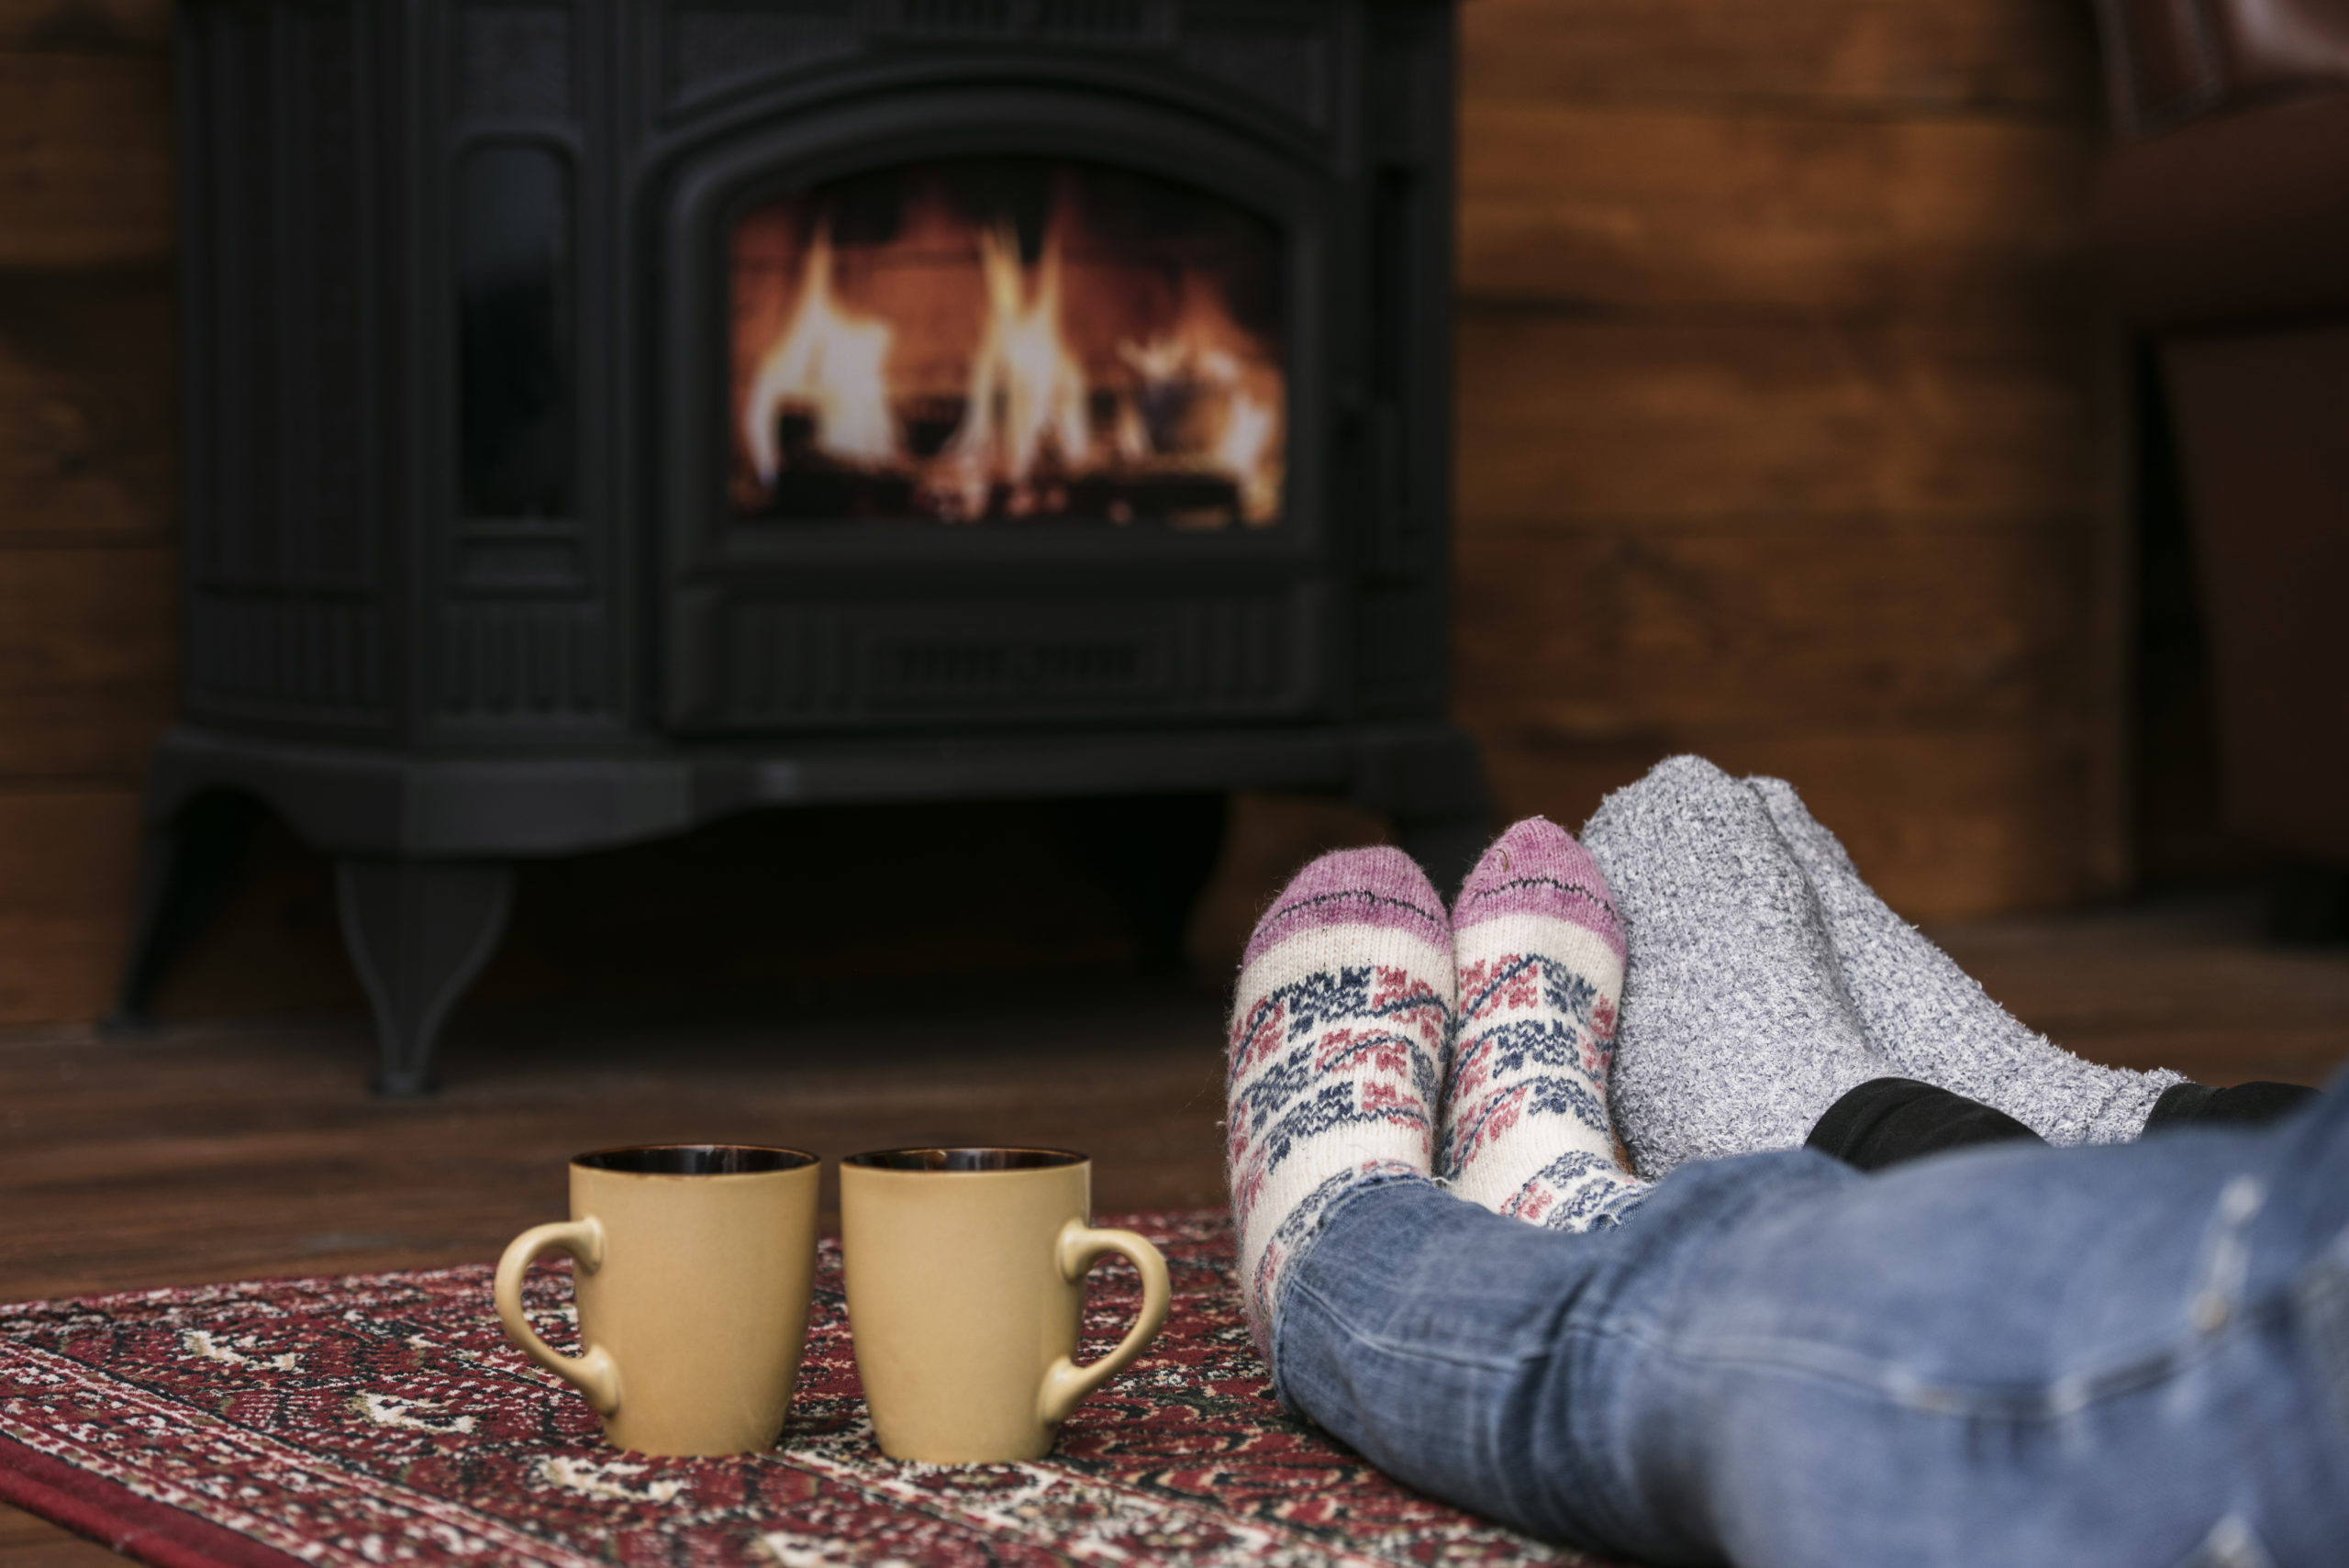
[934,221,1096,519]
[731,170,1284,528]
[741,221,898,481]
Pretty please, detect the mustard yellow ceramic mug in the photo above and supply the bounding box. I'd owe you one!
[841,1147,1171,1463]
[494,1144,819,1456]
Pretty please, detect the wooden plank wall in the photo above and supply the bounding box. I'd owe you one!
[1451,0,2128,918]
[0,0,178,1025]
[0,0,2124,1025]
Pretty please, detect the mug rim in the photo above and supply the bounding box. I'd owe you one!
[843,1146,1088,1173]
[572,1143,818,1174]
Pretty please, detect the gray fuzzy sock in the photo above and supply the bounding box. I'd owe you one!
[1581,755,1893,1180]
[1745,774,2185,1145]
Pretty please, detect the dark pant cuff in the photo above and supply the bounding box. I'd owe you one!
[2145,1079,2321,1133]
[1805,1076,2046,1173]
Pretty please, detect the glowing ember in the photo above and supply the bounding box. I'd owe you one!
[729,159,1285,528]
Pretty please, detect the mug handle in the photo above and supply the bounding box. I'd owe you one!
[1036,1219,1172,1428]
[494,1217,623,1417]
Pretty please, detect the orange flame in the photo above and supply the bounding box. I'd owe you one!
[1119,331,1285,523]
[740,221,898,482]
[936,221,1093,517]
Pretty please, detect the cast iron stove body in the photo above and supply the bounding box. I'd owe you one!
[126,0,1482,1089]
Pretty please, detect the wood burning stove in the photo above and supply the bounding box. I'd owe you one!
[122,0,1482,1092]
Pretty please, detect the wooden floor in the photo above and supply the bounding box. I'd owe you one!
[4,888,2345,1564]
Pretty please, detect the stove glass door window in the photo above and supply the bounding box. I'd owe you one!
[729,158,1285,530]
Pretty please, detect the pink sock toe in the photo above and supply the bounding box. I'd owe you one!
[1241,844,1452,968]
[1453,817,1625,962]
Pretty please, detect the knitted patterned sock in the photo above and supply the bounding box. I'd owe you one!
[1745,773,2185,1144]
[1441,817,1649,1229]
[1225,846,1453,1362]
[1582,755,1894,1180]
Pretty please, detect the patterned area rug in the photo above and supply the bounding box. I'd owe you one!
[0,1212,1612,1568]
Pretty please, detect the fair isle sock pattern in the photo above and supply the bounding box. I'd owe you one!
[1745,773,2186,1144]
[1441,817,1650,1230]
[1582,755,1894,1180]
[1504,1151,1653,1230]
[1226,846,1453,1362]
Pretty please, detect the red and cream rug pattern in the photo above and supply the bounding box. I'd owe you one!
[0,1212,1610,1568]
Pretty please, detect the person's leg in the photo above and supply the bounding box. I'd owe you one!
[1275,1156,1845,1562]
[1224,844,1453,1359]
[1441,817,1647,1227]
[1439,810,2051,1186]
[1577,755,1894,1178]
[1275,1081,2349,1567]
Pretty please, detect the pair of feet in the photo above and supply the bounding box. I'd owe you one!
[1225,754,2191,1362]
[1224,817,1642,1351]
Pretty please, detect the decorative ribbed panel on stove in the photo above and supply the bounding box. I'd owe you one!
[184,0,386,728]
[689,594,1312,728]
[436,606,611,719]
[191,601,388,718]
[285,3,373,593]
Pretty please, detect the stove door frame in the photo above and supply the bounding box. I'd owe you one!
[651,78,1344,735]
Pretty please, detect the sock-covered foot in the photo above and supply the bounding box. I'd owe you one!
[1442,817,1648,1229]
[1226,846,1453,1362]
[1745,773,2185,1144]
[1582,755,1893,1180]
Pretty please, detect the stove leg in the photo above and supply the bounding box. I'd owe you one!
[335,858,514,1097]
[105,793,263,1032]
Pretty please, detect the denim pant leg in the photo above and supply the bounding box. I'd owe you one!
[1275,1082,2349,1568]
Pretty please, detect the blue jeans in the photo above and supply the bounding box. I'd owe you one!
[1275,1073,2349,1567]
